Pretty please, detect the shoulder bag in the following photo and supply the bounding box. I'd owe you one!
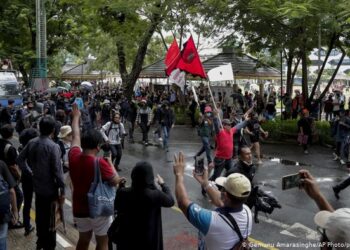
[87,158,116,218]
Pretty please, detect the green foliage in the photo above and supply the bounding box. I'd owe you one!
[261,119,333,145]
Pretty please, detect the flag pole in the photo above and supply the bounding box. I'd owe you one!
[207,80,223,129]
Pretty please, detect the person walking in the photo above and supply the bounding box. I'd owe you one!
[332,175,350,200]
[297,109,314,154]
[136,100,153,146]
[112,161,174,250]
[159,101,175,152]
[69,103,124,250]
[100,113,126,171]
[17,116,65,250]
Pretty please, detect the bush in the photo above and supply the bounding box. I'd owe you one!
[261,119,333,145]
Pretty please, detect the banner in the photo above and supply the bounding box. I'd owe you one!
[165,39,181,76]
[169,68,186,90]
[176,36,207,79]
[207,63,234,82]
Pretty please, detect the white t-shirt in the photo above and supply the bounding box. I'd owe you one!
[187,203,252,250]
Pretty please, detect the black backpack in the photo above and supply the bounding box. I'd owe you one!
[0,174,11,223]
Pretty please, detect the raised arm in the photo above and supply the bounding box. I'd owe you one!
[299,169,334,212]
[173,152,192,216]
[71,103,81,148]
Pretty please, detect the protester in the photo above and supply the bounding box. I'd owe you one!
[100,113,126,171]
[174,152,253,250]
[297,109,314,154]
[0,125,23,229]
[18,128,39,236]
[209,110,251,182]
[136,99,153,146]
[195,105,214,165]
[245,112,268,164]
[0,159,18,250]
[17,116,65,250]
[112,161,174,250]
[159,101,175,151]
[69,103,124,250]
[0,99,14,126]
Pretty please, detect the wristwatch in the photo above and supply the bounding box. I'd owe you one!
[202,181,215,191]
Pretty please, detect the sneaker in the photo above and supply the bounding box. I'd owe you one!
[333,156,339,161]
[340,159,346,165]
[9,221,24,230]
[332,186,340,199]
[257,160,263,165]
[24,225,35,236]
[304,150,309,154]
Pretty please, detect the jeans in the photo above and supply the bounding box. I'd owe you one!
[162,126,170,149]
[14,185,23,217]
[139,123,150,142]
[22,174,34,231]
[110,144,122,168]
[35,194,56,250]
[209,157,233,181]
[0,223,8,250]
[127,120,135,140]
[335,176,350,191]
[196,137,212,163]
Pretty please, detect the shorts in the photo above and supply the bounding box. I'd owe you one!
[74,216,113,236]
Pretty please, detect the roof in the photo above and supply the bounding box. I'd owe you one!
[202,52,280,79]
[139,52,280,79]
[59,62,108,80]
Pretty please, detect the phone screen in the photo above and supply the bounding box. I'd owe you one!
[194,157,205,175]
[282,173,301,190]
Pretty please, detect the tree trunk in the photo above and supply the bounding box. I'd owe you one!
[317,46,346,102]
[291,58,300,87]
[19,64,29,87]
[124,6,164,100]
[309,33,337,100]
[286,52,293,95]
[301,49,308,99]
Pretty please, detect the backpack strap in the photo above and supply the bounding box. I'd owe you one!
[4,143,12,160]
[218,208,250,242]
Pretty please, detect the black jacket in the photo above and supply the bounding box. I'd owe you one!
[226,160,256,183]
[114,184,175,250]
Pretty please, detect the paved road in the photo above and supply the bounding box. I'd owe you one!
[9,126,350,250]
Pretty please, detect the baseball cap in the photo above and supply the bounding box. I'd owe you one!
[222,119,231,125]
[314,208,350,248]
[204,106,212,113]
[215,173,251,198]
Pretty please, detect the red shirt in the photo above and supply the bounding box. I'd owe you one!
[215,127,237,159]
[69,146,116,217]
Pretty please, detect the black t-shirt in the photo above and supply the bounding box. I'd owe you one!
[247,119,261,137]
[0,139,18,166]
[297,117,313,135]
[0,160,16,189]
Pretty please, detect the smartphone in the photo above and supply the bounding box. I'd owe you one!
[194,157,205,175]
[282,173,301,190]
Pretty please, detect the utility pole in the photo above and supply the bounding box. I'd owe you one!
[32,0,48,91]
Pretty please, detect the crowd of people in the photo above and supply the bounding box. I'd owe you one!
[0,83,348,250]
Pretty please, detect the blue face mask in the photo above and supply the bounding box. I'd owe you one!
[206,112,212,117]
